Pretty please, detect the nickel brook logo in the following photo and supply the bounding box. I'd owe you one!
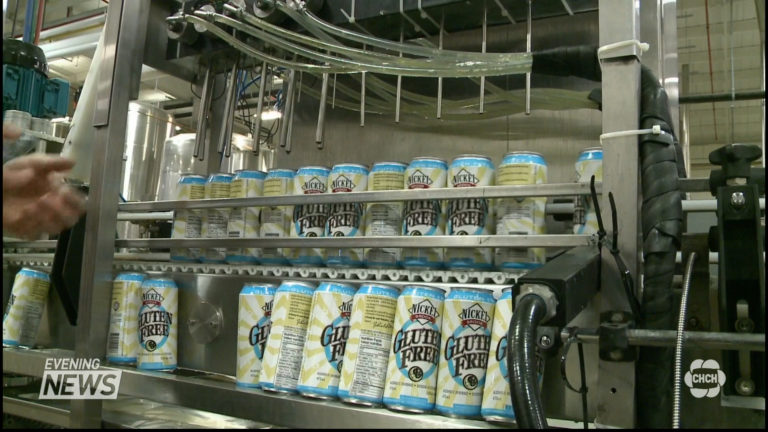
[321,299,353,372]
[444,303,491,390]
[139,289,173,352]
[393,299,441,382]
[249,299,273,360]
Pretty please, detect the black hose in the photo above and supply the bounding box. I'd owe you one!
[508,294,548,429]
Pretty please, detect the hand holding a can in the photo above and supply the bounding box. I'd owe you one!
[3,124,86,239]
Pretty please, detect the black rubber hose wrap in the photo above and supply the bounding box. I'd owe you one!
[530,48,683,428]
[508,294,548,429]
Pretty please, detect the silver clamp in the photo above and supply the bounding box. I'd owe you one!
[516,283,559,323]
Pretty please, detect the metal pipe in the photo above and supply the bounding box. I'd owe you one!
[360,71,366,126]
[286,80,296,153]
[22,0,36,43]
[218,62,240,156]
[33,0,44,45]
[683,198,765,212]
[728,0,736,146]
[316,72,329,147]
[678,90,765,104]
[13,9,106,40]
[279,69,296,148]
[194,65,213,160]
[525,0,532,115]
[561,329,765,352]
[436,13,444,119]
[253,62,268,156]
[703,0,719,140]
[479,5,486,114]
[116,212,174,221]
[673,252,696,429]
[395,28,403,123]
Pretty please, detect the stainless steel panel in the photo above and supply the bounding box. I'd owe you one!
[3,396,71,428]
[121,101,174,202]
[155,133,205,201]
[219,134,261,173]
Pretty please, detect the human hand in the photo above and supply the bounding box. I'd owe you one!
[3,125,87,239]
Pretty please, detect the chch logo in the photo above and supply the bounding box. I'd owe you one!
[684,359,726,398]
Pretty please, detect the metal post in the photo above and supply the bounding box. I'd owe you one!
[479,4,486,114]
[597,0,641,428]
[436,13,444,119]
[253,61,268,157]
[395,27,403,123]
[71,0,150,427]
[278,69,296,148]
[193,65,212,161]
[316,72,329,148]
[681,64,691,176]
[360,71,366,126]
[525,0,531,115]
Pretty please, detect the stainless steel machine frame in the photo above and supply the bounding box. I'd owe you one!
[7,0,761,429]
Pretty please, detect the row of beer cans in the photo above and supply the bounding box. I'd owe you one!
[237,279,535,423]
[170,148,602,272]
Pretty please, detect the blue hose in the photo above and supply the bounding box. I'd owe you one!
[22,0,36,43]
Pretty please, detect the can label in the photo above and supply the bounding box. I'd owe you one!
[260,170,294,264]
[446,157,495,270]
[259,282,314,392]
[338,285,399,404]
[383,286,445,411]
[290,167,330,266]
[227,171,265,263]
[495,153,547,271]
[327,165,368,267]
[107,273,145,364]
[171,175,206,262]
[435,288,495,417]
[402,159,448,269]
[481,289,514,421]
[365,163,407,268]
[2,268,51,347]
[236,284,276,388]
[573,149,603,235]
[297,282,356,397]
[202,174,234,263]
[137,279,178,370]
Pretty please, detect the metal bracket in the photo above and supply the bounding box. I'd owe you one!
[598,311,636,362]
[536,325,561,355]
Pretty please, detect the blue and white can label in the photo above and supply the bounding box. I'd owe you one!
[481,287,515,422]
[289,166,331,266]
[106,272,146,364]
[326,163,369,268]
[2,268,51,348]
[402,157,448,269]
[260,169,295,265]
[137,278,178,371]
[236,283,277,388]
[365,162,407,268]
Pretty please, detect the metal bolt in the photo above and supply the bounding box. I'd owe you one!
[687,317,699,329]
[609,349,623,361]
[736,378,755,396]
[539,335,552,348]
[611,312,624,323]
[730,192,746,207]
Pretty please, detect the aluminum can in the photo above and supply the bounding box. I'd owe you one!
[170,173,206,262]
[446,155,495,270]
[259,280,316,393]
[236,283,277,388]
[297,281,357,399]
[435,287,495,418]
[495,152,548,272]
[573,147,603,235]
[226,170,267,264]
[260,168,295,265]
[201,173,235,263]
[383,285,446,413]
[2,268,51,348]
[337,283,400,406]
[289,166,331,266]
[106,272,146,364]
[402,157,448,269]
[326,163,369,268]
[364,161,407,268]
[137,278,178,371]
[481,287,515,422]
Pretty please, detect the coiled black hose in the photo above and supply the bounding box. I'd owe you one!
[508,294,548,429]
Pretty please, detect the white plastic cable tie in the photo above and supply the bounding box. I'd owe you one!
[597,39,650,63]
[599,124,662,144]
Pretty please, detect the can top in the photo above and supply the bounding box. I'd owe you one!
[208,173,235,183]
[401,285,447,299]
[446,286,495,302]
[578,147,603,161]
[178,173,207,184]
[115,272,146,282]
[357,283,401,299]
[266,168,296,178]
[234,170,268,179]
[297,165,331,173]
[18,267,50,281]
[141,278,178,289]
[317,281,358,296]
[332,162,369,171]
[501,286,512,293]
[372,161,408,169]
[179,172,207,178]
[412,156,447,164]
[502,151,548,166]
[452,154,492,161]
[241,283,277,295]
[279,280,317,290]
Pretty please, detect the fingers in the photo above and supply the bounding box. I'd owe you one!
[3,123,23,141]
[5,153,76,173]
[3,154,75,193]
[2,184,87,239]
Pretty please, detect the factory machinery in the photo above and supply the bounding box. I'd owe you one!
[2,0,765,428]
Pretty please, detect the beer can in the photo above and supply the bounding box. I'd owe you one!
[201,173,235,263]
[337,283,400,406]
[481,287,515,422]
[494,152,548,272]
[402,157,448,270]
[435,287,495,418]
[259,280,316,393]
[2,268,51,348]
[170,173,207,262]
[236,283,277,388]
[446,155,495,270]
[289,166,331,267]
[297,281,357,399]
[573,147,603,235]
[106,272,146,365]
[383,285,446,413]
[326,163,369,268]
[226,170,267,264]
[137,278,178,371]
[260,168,295,265]
[364,162,407,268]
